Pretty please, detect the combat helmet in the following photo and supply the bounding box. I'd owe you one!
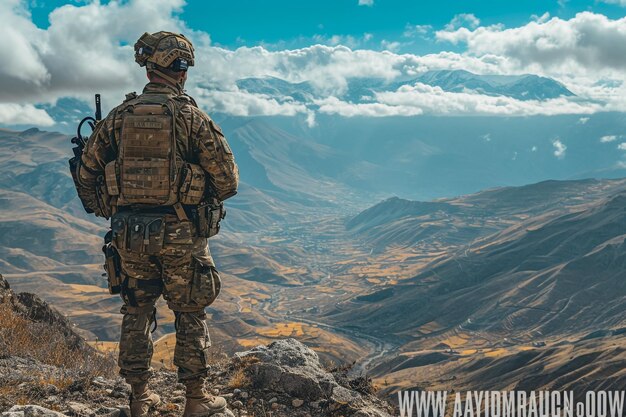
[134,31,194,87]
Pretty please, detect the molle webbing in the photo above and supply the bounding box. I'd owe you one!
[118,103,178,205]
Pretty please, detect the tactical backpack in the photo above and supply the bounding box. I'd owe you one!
[105,97,206,208]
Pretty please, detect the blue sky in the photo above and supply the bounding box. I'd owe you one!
[28,0,626,54]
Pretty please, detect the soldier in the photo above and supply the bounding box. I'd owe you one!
[74,31,239,417]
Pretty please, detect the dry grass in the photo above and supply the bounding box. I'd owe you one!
[227,355,258,389]
[0,300,116,381]
[227,368,250,389]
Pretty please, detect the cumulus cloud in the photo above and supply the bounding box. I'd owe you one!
[436,12,626,74]
[314,83,601,117]
[600,0,626,5]
[403,24,432,38]
[375,83,600,116]
[194,88,316,126]
[315,96,423,117]
[3,1,626,126]
[553,139,567,158]
[601,135,618,142]
[0,0,192,106]
[444,14,481,31]
[358,0,374,6]
[0,103,55,126]
[618,142,626,150]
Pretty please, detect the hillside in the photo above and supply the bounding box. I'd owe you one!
[0,275,393,417]
[347,178,626,251]
[328,183,626,396]
[337,189,626,338]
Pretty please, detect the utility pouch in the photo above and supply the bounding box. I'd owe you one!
[102,231,122,295]
[111,212,127,251]
[189,262,222,307]
[127,215,166,255]
[104,161,120,196]
[179,163,206,205]
[197,200,226,238]
[95,174,112,219]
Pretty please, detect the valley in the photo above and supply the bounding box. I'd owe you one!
[1,121,625,403]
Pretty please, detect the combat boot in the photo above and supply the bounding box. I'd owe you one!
[183,379,228,417]
[129,382,161,417]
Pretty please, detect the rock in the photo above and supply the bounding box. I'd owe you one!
[2,405,69,417]
[67,402,95,416]
[94,408,120,417]
[231,400,244,409]
[234,339,335,401]
[239,391,248,399]
[271,402,280,410]
[90,377,108,387]
[42,384,59,396]
[211,411,235,417]
[234,339,394,417]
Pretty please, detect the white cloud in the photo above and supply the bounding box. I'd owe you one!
[3,2,626,126]
[531,13,551,24]
[358,0,374,6]
[380,40,401,52]
[315,96,423,117]
[618,142,626,150]
[531,145,538,151]
[314,83,602,118]
[194,88,316,126]
[444,14,481,31]
[0,0,191,105]
[403,24,432,38]
[601,135,618,142]
[600,0,626,5]
[553,139,567,158]
[577,117,590,124]
[373,83,600,116]
[436,12,626,74]
[0,104,54,126]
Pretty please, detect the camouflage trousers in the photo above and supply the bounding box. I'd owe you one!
[112,212,221,384]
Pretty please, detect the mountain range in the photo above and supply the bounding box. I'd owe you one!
[1,66,625,405]
[236,69,575,103]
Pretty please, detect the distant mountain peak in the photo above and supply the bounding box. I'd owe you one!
[235,69,574,103]
[410,69,575,101]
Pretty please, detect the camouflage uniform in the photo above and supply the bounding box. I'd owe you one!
[78,81,239,385]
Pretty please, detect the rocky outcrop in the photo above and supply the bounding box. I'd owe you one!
[1,275,393,416]
[235,339,394,417]
[0,338,394,417]
[0,274,83,350]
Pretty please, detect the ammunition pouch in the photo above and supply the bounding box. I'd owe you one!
[102,230,122,294]
[179,163,206,205]
[104,160,206,208]
[195,200,226,238]
[111,212,166,255]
